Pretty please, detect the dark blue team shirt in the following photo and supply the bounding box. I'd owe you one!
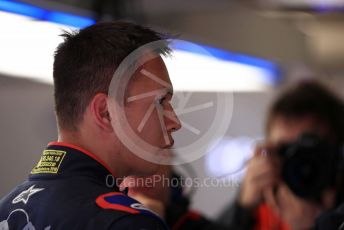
[0,143,168,229]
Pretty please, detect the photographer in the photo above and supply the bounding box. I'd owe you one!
[218,80,344,230]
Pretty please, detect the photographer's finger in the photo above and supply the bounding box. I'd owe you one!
[253,143,277,157]
[248,156,279,178]
[240,171,278,208]
[253,170,279,186]
[263,187,281,215]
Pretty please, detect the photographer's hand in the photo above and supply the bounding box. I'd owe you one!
[239,144,281,209]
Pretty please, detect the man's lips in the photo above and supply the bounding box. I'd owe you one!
[164,139,174,149]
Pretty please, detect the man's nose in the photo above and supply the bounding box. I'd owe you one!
[164,105,182,132]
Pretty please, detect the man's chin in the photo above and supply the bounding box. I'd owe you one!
[155,148,173,164]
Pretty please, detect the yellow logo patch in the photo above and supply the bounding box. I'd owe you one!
[31,150,66,174]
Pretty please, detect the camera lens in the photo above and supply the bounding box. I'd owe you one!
[278,133,340,202]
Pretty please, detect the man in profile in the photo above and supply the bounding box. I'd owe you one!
[0,22,181,229]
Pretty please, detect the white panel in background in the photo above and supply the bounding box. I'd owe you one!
[263,0,344,8]
[163,50,274,92]
[0,11,74,84]
[0,11,277,91]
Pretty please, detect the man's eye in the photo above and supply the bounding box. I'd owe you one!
[157,97,165,104]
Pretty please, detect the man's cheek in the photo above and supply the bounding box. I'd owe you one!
[125,108,144,132]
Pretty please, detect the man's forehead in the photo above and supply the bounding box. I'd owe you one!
[269,116,326,143]
[126,57,173,95]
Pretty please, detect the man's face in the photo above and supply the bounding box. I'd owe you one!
[268,116,326,145]
[268,116,329,229]
[119,56,181,176]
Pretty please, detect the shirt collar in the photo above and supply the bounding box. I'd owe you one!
[29,142,117,190]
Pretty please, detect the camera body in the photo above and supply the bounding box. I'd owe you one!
[277,133,343,202]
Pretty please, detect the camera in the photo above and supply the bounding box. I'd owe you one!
[277,133,343,203]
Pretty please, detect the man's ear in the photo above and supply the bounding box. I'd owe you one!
[90,93,113,132]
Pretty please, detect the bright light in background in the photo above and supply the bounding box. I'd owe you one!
[163,50,278,92]
[0,1,280,91]
[278,0,344,7]
[205,137,259,179]
[0,11,73,84]
[263,0,344,11]
[0,0,94,27]
[163,40,279,92]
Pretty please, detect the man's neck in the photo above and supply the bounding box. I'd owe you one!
[58,130,116,175]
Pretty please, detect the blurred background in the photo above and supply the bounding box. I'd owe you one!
[1,0,344,220]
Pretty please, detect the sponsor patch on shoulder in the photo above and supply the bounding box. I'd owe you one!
[96,192,168,229]
[31,150,66,174]
[96,192,158,216]
[96,192,141,214]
